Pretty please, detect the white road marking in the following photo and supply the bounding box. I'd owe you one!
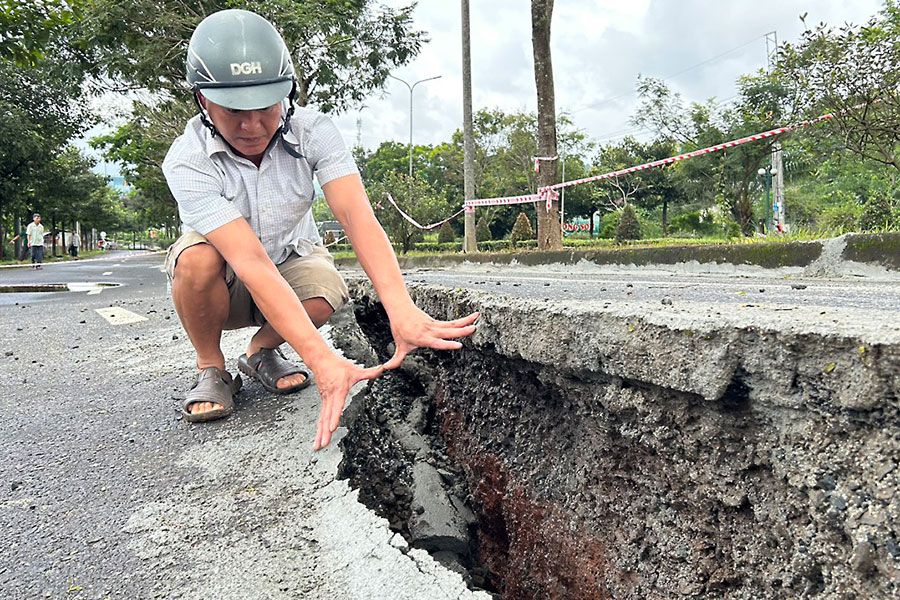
[95,307,148,325]
[102,271,113,276]
[67,282,115,295]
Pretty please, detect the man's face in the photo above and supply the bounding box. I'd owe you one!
[200,95,283,161]
[33,216,40,224]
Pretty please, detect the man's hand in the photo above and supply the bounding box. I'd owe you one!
[310,353,384,451]
[382,308,479,370]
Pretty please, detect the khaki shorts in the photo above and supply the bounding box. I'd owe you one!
[164,231,349,330]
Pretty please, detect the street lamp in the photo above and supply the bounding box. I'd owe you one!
[757,165,778,233]
[388,74,442,185]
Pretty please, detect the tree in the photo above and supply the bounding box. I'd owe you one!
[366,172,453,253]
[83,0,427,232]
[531,0,561,250]
[777,1,900,170]
[632,74,790,234]
[615,204,641,242]
[79,0,427,107]
[475,216,492,243]
[437,221,456,244]
[0,57,93,253]
[0,0,82,65]
[509,212,534,248]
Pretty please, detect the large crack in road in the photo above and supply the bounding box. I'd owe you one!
[333,278,900,599]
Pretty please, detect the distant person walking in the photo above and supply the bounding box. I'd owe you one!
[8,214,47,268]
[68,231,80,257]
[25,214,46,269]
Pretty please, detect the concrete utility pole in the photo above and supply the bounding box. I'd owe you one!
[772,143,786,231]
[461,0,477,253]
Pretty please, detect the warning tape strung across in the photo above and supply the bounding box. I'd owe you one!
[464,110,836,209]
[383,192,466,231]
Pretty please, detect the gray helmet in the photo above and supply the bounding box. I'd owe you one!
[186,9,295,110]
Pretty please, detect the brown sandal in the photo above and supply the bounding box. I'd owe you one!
[181,367,242,423]
[237,348,311,395]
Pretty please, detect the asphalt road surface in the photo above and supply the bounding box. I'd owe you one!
[1,251,897,599]
[0,251,486,600]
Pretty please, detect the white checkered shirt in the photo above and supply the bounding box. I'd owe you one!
[162,107,358,265]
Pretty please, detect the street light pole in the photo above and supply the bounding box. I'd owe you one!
[388,74,442,185]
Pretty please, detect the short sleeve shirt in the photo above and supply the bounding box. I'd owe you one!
[25,223,44,247]
[162,107,358,265]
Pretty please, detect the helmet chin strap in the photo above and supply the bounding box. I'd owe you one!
[193,92,220,138]
[193,84,305,160]
[280,81,305,159]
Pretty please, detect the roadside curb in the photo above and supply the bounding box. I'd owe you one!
[335,232,898,276]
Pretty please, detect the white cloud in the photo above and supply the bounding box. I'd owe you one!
[333,0,885,150]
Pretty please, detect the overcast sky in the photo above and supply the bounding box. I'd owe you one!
[331,0,885,153]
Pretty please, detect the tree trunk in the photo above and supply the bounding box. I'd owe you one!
[531,0,561,250]
[662,199,668,236]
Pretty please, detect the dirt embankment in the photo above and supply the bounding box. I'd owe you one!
[333,281,900,599]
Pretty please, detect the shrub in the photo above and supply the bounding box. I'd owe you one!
[509,212,534,248]
[615,204,641,242]
[598,211,620,239]
[822,203,863,233]
[475,217,492,242]
[670,210,717,236]
[437,221,456,244]
[858,195,895,232]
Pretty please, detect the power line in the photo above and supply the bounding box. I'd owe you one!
[572,33,768,115]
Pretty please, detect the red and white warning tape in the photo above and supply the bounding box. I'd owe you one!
[464,110,836,209]
[383,193,466,231]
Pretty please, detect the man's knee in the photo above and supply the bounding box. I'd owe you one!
[302,297,334,328]
[173,243,225,288]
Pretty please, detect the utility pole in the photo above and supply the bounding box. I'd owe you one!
[772,144,785,232]
[766,31,785,232]
[461,0,477,253]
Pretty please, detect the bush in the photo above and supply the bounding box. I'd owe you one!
[858,195,895,232]
[509,212,534,248]
[437,221,456,244]
[475,217,491,242]
[598,211,620,239]
[670,210,717,236]
[822,203,863,233]
[615,204,641,242]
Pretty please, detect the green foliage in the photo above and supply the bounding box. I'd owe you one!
[0,0,82,65]
[615,204,642,242]
[437,221,456,244]
[366,172,453,253]
[777,0,900,170]
[858,195,896,231]
[475,217,492,243]
[669,211,717,236]
[598,211,620,239]
[509,212,534,247]
[822,203,864,233]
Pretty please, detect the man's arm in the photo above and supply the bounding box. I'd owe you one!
[323,174,479,369]
[204,218,382,449]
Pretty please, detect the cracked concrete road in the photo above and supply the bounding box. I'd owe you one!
[0,252,487,600]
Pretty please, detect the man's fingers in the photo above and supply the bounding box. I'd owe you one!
[382,347,408,370]
[433,324,477,339]
[357,365,385,380]
[444,312,480,327]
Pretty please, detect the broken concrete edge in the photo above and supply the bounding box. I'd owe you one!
[344,279,900,414]
[333,232,899,275]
